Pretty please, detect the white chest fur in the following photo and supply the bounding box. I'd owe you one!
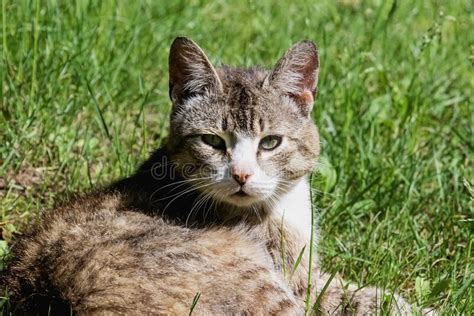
[271,178,313,241]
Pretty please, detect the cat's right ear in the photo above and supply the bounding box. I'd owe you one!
[169,37,222,105]
[267,40,319,117]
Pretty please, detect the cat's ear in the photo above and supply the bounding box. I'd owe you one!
[268,40,319,116]
[169,37,222,105]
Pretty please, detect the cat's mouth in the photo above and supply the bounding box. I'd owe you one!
[223,186,267,207]
[228,188,257,205]
[233,190,249,197]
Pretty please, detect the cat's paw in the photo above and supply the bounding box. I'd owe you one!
[347,287,412,315]
[387,293,413,315]
[351,289,439,316]
[421,307,438,316]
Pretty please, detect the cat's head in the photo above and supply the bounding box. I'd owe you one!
[165,37,320,208]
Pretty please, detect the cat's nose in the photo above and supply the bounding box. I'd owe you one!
[233,173,251,185]
[231,166,253,185]
[232,172,250,185]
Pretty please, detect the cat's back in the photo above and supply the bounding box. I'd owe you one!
[2,191,298,315]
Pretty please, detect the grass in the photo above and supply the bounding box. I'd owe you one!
[1,0,472,313]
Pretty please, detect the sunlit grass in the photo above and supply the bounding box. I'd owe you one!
[1,0,472,313]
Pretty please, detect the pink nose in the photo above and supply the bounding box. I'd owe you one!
[231,166,253,185]
[233,173,251,185]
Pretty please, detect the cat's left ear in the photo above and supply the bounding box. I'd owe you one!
[267,40,319,117]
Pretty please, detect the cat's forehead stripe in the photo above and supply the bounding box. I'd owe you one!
[230,106,258,135]
[223,81,261,135]
[221,115,228,131]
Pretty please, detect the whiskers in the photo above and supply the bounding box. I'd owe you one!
[185,188,220,227]
[145,171,330,227]
[149,177,210,201]
[250,203,263,223]
[147,176,217,219]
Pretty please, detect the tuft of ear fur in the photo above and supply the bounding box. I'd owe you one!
[169,37,222,105]
[268,40,319,116]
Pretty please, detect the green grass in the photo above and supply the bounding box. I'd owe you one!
[1,0,472,313]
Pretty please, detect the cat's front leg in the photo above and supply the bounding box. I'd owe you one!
[311,270,413,315]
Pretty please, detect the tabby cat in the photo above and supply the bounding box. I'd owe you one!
[1,37,417,315]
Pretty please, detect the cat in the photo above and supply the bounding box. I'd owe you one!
[1,37,419,315]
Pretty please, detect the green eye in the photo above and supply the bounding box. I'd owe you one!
[201,134,226,149]
[259,135,282,150]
